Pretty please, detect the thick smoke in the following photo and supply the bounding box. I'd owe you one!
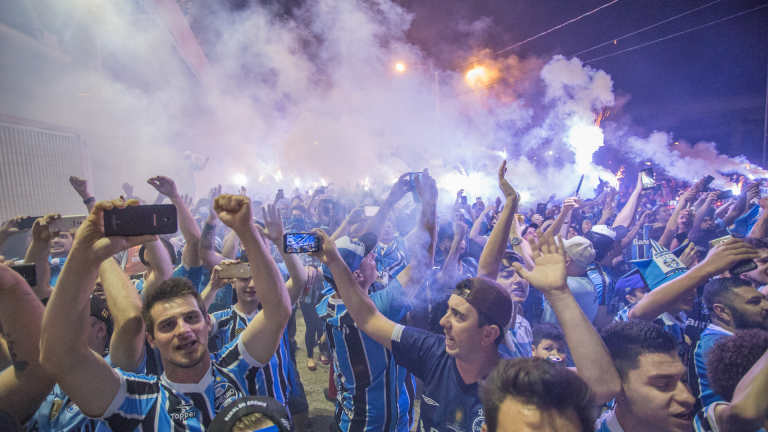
[3,0,763,207]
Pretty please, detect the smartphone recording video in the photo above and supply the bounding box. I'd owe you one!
[48,215,87,233]
[17,216,41,231]
[407,172,422,204]
[284,233,321,254]
[11,263,36,287]
[218,262,251,279]
[104,204,178,237]
[640,168,655,190]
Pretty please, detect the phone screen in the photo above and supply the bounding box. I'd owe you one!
[536,203,547,217]
[284,233,320,254]
[701,175,715,188]
[640,168,655,190]
[364,206,379,217]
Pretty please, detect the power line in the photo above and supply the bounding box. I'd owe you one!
[459,2,768,95]
[571,0,722,57]
[463,0,620,68]
[584,3,768,63]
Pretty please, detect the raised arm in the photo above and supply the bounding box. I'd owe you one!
[689,191,719,240]
[148,176,202,268]
[550,198,578,237]
[23,214,58,301]
[613,173,645,230]
[200,262,234,312]
[364,173,411,238]
[0,265,55,425]
[722,182,757,228]
[142,239,174,296]
[331,206,367,241]
[436,221,468,286]
[715,347,768,432]
[214,194,292,364]
[659,190,696,249]
[749,197,768,239]
[396,169,438,299]
[40,199,155,418]
[258,204,308,305]
[628,239,759,322]
[512,229,621,405]
[311,230,396,350]
[468,206,493,247]
[0,216,30,253]
[69,176,95,213]
[99,257,145,372]
[478,161,519,280]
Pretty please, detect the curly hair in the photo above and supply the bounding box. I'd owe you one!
[533,323,565,346]
[601,320,678,381]
[481,358,595,432]
[706,329,768,401]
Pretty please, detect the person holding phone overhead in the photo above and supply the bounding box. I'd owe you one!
[39,196,292,432]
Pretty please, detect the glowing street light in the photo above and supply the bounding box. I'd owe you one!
[395,63,405,72]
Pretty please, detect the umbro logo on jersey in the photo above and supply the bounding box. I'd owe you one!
[422,395,439,406]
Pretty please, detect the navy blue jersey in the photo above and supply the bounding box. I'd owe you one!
[316,279,415,432]
[96,338,265,431]
[391,325,508,432]
[631,225,653,260]
[209,306,296,408]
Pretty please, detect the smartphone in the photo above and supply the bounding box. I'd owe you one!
[709,235,757,275]
[460,195,468,205]
[104,204,178,237]
[218,262,251,279]
[48,215,86,233]
[536,203,547,217]
[364,206,380,217]
[284,233,321,254]
[701,175,715,188]
[407,172,422,204]
[17,216,41,230]
[719,190,734,200]
[10,263,36,287]
[640,168,655,190]
[669,199,679,206]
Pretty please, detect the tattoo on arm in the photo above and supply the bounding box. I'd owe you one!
[3,333,29,372]
[200,223,216,250]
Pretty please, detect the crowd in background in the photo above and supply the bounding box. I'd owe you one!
[1,161,768,432]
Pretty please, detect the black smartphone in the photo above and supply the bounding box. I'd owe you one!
[11,263,36,287]
[408,172,422,204]
[730,259,758,275]
[104,204,178,237]
[536,203,547,217]
[18,216,41,230]
[284,233,321,254]
[719,190,734,200]
[460,196,467,205]
[701,175,715,188]
[640,168,655,190]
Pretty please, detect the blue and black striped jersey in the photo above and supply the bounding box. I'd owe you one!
[615,302,689,362]
[316,279,416,432]
[689,324,732,412]
[96,338,265,432]
[208,306,296,408]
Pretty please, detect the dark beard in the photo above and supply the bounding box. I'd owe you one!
[731,307,768,331]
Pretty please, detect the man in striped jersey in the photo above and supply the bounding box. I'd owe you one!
[40,195,292,432]
[689,277,768,412]
[201,204,309,423]
[315,170,437,432]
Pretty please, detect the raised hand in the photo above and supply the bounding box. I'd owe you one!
[386,173,412,204]
[180,194,194,210]
[512,229,567,295]
[0,216,29,239]
[214,194,253,230]
[346,206,367,225]
[563,197,581,210]
[257,204,284,245]
[72,199,158,264]
[639,210,653,225]
[698,238,760,277]
[413,169,438,205]
[307,229,342,265]
[147,176,180,200]
[531,214,544,226]
[31,214,60,243]
[678,243,698,268]
[498,161,518,206]
[122,183,134,198]
[210,259,240,291]
[69,176,91,199]
[453,220,468,240]
[706,191,720,202]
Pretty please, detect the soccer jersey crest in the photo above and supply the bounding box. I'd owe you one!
[214,382,239,412]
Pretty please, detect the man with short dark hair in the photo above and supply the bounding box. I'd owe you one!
[40,195,292,431]
[598,320,695,432]
[480,358,595,432]
[689,277,768,411]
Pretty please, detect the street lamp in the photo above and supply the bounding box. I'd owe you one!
[395,63,405,72]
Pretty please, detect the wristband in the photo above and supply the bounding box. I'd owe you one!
[83,196,96,204]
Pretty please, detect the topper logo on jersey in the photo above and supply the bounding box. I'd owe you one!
[170,402,196,422]
[214,382,239,412]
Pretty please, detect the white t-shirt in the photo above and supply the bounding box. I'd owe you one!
[541,276,599,327]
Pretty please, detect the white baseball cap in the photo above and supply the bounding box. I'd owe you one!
[561,236,596,269]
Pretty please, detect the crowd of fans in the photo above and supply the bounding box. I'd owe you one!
[0,162,767,432]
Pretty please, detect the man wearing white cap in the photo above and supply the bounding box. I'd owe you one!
[541,235,598,327]
[585,225,629,329]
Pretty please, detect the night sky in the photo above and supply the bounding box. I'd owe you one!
[400,0,768,164]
